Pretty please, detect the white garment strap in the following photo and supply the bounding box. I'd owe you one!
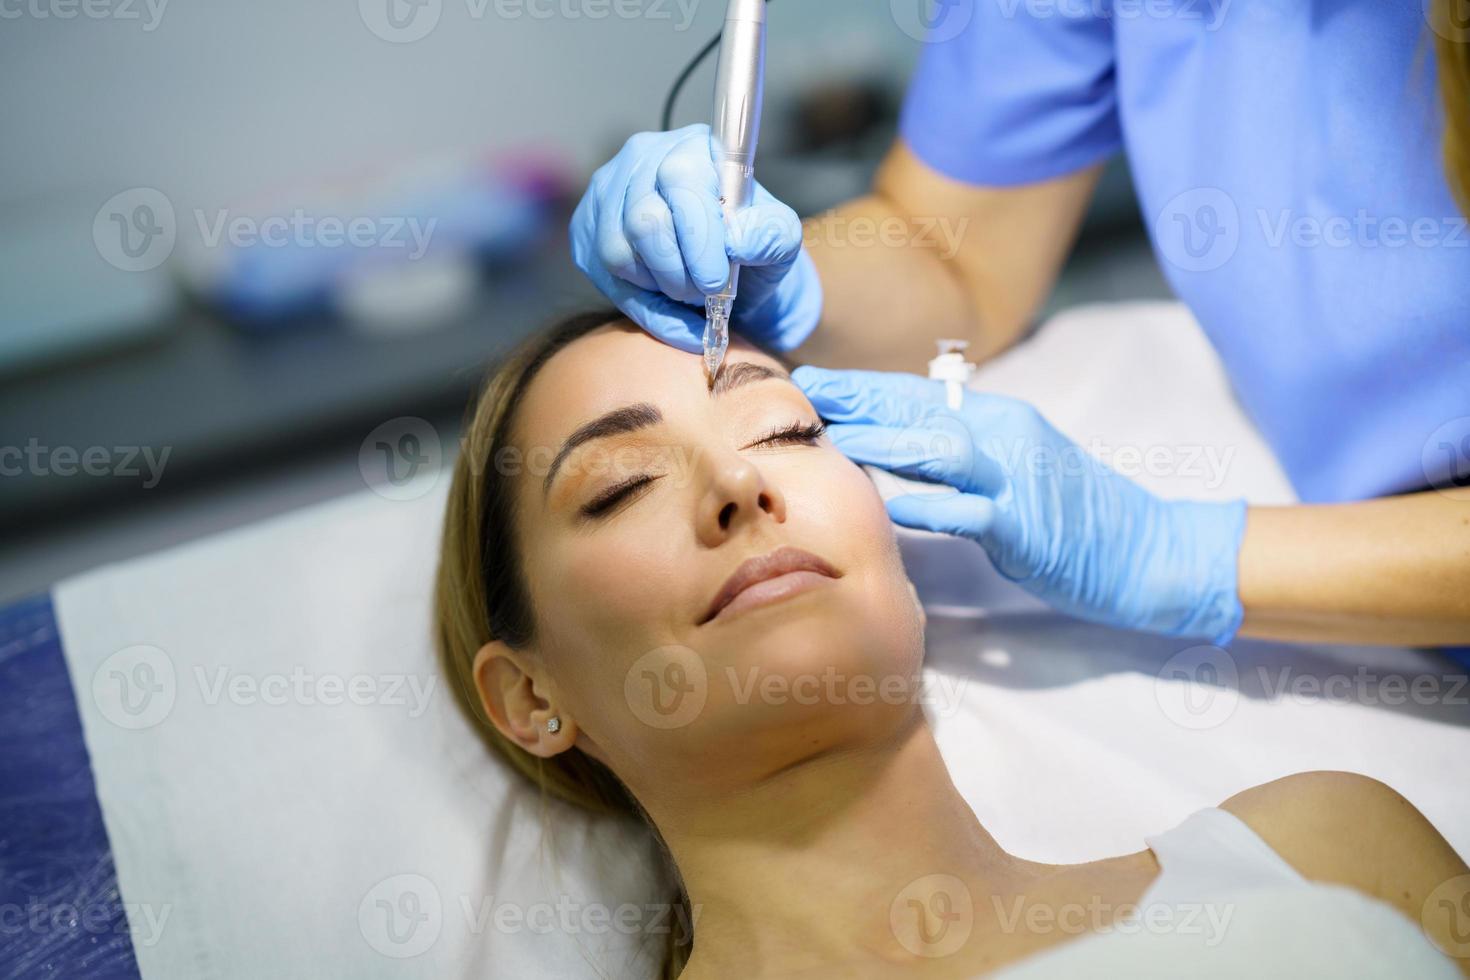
[1140,807,1304,909]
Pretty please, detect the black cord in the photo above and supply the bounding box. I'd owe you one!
[659,1,772,132]
[660,31,721,131]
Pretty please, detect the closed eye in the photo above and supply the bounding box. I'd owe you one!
[579,420,825,520]
[581,474,657,518]
[745,419,827,450]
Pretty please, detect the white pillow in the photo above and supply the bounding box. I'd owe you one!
[55,303,1468,978]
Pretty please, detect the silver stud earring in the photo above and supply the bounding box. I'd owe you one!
[546,716,561,735]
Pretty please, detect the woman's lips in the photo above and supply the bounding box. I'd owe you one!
[699,546,842,625]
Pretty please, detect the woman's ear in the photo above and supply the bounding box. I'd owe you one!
[472,640,577,758]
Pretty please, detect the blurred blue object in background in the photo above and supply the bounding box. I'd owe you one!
[174,153,569,328]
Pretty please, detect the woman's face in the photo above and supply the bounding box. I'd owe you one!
[492,321,924,799]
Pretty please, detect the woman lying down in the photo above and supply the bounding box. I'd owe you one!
[434,311,1469,979]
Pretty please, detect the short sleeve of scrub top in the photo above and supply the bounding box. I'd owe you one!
[899,2,1122,185]
[897,2,1470,505]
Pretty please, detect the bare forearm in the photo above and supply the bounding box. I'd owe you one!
[796,193,979,370]
[1238,489,1470,646]
[791,144,1103,372]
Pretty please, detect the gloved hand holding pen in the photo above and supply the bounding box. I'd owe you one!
[793,365,1250,646]
[569,124,822,354]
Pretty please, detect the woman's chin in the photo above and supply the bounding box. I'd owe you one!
[698,594,924,716]
[616,594,925,793]
[706,576,917,654]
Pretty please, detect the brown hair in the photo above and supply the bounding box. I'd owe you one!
[434,309,693,978]
[1433,0,1470,214]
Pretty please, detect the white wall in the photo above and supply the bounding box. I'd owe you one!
[0,0,920,210]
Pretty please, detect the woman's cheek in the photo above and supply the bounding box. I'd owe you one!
[824,454,895,535]
[556,529,680,634]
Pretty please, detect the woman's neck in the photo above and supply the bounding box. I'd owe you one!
[655,712,1043,978]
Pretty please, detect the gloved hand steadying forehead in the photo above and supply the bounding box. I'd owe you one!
[570,124,822,353]
[793,365,1248,646]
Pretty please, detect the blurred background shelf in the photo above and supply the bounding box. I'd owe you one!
[0,3,1170,601]
[0,233,597,530]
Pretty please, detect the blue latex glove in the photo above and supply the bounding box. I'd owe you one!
[793,366,1248,646]
[570,124,822,352]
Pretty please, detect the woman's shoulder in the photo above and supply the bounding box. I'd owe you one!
[1219,771,1453,882]
[1220,770,1469,972]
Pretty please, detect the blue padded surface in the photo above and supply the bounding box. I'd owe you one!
[0,594,140,980]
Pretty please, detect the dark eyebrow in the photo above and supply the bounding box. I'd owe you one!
[542,403,662,499]
[712,360,789,396]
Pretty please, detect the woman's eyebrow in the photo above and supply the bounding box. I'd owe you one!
[711,361,790,396]
[542,403,661,499]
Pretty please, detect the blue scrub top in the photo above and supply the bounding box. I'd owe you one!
[899,1,1470,503]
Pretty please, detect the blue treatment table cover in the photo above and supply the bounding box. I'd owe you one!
[0,593,140,980]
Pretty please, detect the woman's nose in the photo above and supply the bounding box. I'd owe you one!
[697,454,788,547]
